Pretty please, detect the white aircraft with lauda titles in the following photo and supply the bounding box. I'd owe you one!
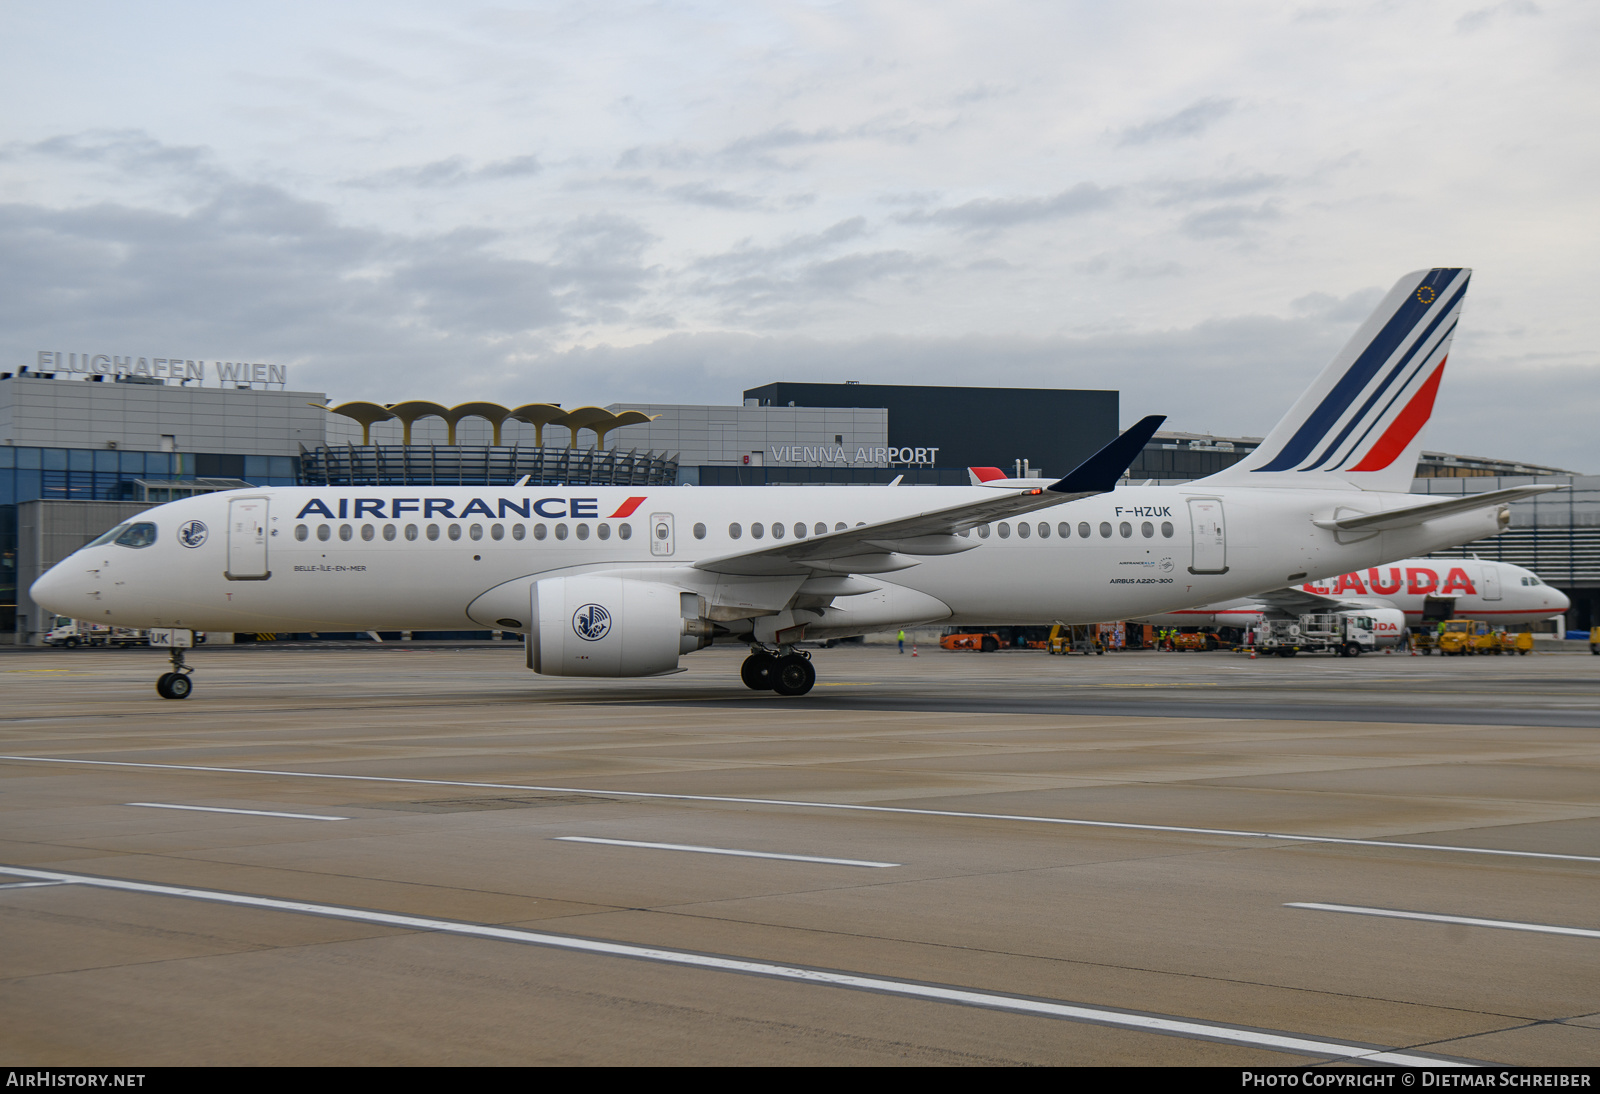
[30,267,1563,699]
[1137,556,1570,636]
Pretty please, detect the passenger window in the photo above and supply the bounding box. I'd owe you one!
[115,522,158,548]
[815,522,827,536]
[771,523,784,539]
[977,524,990,539]
[295,525,309,542]
[512,524,525,540]
[469,524,483,541]
[555,524,568,540]
[835,523,847,531]
[752,523,764,540]
[1141,521,1154,538]
[1119,522,1132,538]
[383,524,397,541]
[447,524,462,541]
[598,523,611,540]
[794,523,806,539]
[490,524,504,541]
[1161,521,1174,538]
[426,524,440,541]
[405,524,419,541]
[1058,522,1070,538]
[1017,522,1030,539]
[1078,522,1091,538]
[576,524,590,540]
[957,527,970,537]
[729,522,742,539]
[1099,522,1112,538]
[339,524,353,541]
[693,523,706,539]
[317,525,332,542]
[361,524,375,542]
[998,523,1011,539]
[1038,522,1050,538]
[533,524,547,540]
[618,524,632,540]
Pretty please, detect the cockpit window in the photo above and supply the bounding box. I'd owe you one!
[87,523,131,549]
[114,523,158,549]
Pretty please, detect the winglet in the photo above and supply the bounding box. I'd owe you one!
[968,466,1007,485]
[1048,415,1165,495]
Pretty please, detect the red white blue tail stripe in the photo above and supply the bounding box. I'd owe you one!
[1206,268,1468,492]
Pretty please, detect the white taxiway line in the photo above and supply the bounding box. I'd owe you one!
[0,863,1471,1066]
[553,836,899,868]
[1288,902,1600,940]
[4,754,1597,866]
[126,802,350,821]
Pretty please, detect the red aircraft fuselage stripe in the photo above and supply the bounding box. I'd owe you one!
[609,497,647,519]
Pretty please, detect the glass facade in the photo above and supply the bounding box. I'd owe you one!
[0,445,299,631]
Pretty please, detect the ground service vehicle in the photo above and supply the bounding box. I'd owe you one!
[1047,624,1101,655]
[44,618,110,648]
[941,631,1001,652]
[1251,611,1399,657]
[30,268,1563,699]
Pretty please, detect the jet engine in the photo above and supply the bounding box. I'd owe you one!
[528,575,711,677]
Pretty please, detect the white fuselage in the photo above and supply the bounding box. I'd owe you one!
[1138,558,1569,629]
[32,482,1511,639]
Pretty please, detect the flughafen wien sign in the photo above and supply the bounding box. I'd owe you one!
[35,350,287,385]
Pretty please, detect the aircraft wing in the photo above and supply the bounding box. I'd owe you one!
[1311,485,1563,533]
[695,415,1165,577]
[1252,587,1351,618]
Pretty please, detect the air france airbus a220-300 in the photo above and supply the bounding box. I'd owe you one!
[31,268,1563,699]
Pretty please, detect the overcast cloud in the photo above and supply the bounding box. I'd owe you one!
[1,1,1596,470]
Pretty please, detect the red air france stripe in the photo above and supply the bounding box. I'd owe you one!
[609,497,647,519]
[1348,359,1447,472]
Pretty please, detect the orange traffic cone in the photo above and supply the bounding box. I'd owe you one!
[912,643,918,656]
[1249,649,1257,659]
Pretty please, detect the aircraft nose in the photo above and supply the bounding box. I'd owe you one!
[1550,588,1572,615]
[30,562,84,617]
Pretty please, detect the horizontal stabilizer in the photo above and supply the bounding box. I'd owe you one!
[1311,485,1563,533]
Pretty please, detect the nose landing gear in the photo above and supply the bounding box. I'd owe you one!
[740,645,816,696]
[156,646,194,700]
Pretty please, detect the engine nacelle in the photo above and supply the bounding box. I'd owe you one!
[528,576,710,677]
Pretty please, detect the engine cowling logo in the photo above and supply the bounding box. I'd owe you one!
[572,603,612,642]
[178,520,208,548]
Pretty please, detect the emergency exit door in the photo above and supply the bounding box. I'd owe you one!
[649,512,675,556]
[226,497,271,580]
[1187,498,1228,574]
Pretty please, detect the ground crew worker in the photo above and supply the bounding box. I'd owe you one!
[898,629,906,654]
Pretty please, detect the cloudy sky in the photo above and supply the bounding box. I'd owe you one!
[3,1,1596,470]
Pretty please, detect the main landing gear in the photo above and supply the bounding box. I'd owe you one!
[156,646,194,700]
[740,646,816,696]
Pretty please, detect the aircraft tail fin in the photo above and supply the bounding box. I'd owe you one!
[1203,268,1469,492]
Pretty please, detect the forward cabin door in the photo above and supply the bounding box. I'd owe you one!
[1480,565,1502,601]
[1187,498,1228,574]
[649,512,675,557]
[226,497,271,580]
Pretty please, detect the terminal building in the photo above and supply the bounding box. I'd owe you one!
[4,362,1595,642]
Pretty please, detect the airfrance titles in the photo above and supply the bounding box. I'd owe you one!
[34,351,287,386]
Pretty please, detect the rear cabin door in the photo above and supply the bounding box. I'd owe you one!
[1186,498,1228,574]
[226,497,271,580]
[649,512,675,557]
